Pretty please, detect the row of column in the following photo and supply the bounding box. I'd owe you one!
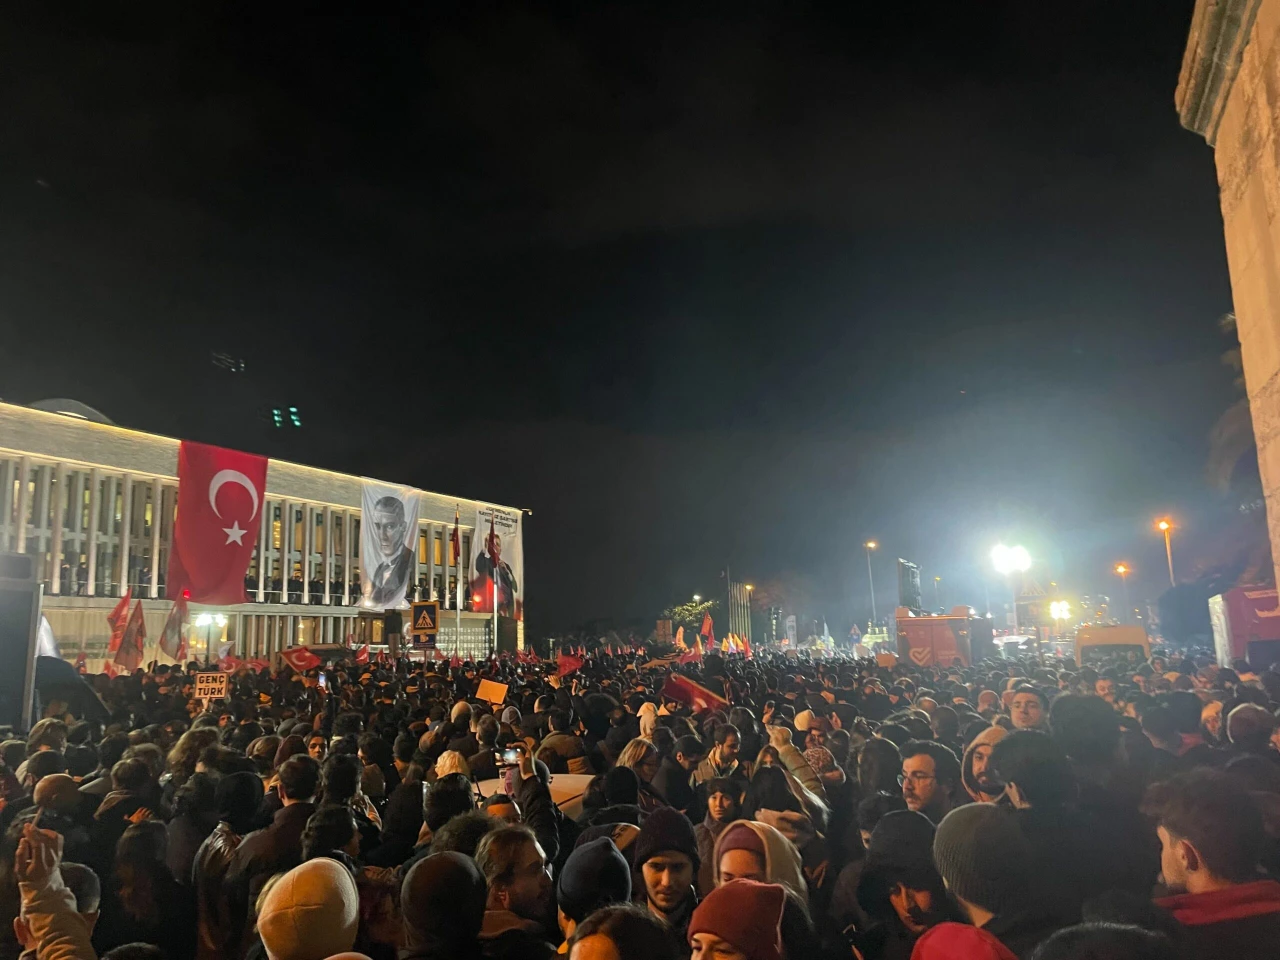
[1,455,476,609]
[0,457,173,598]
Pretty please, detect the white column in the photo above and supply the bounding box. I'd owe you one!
[322,506,333,604]
[256,497,270,602]
[117,474,133,595]
[34,465,51,555]
[0,459,13,551]
[414,525,423,601]
[69,470,85,566]
[302,504,314,603]
[85,469,101,596]
[280,499,292,602]
[148,479,162,598]
[14,457,30,552]
[343,512,353,605]
[425,523,436,602]
[49,464,66,593]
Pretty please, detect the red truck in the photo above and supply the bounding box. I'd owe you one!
[1208,585,1280,670]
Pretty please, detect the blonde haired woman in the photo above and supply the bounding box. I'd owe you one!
[616,737,664,812]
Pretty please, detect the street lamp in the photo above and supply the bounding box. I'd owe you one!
[1115,563,1132,624]
[991,544,1031,632]
[933,576,941,611]
[864,541,878,627]
[744,585,753,645]
[692,594,701,603]
[1049,600,1070,637]
[1155,519,1175,587]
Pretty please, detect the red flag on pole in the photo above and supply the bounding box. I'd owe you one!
[700,612,716,649]
[102,659,119,678]
[281,646,321,673]
[450,655,462,668]
[166,440,268,604]
[114,600,146,673]
[741,634,752,659]
[158,597,189,662]
[219,654,244,672]
[661,673,730,713]
[247,659,270,672]
[557,652,585,677]
[354,644,370,664]
[106,588,132,654]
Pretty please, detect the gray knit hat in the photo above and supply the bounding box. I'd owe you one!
[932,803,1034,915]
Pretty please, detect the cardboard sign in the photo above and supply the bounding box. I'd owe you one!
[194,672,228,701]
[475,678,509,704]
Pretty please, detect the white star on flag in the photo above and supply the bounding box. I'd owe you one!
[223,521,247,545]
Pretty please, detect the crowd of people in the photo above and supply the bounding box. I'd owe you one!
[2,643,1280,960]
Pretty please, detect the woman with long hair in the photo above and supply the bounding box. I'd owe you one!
[94,820,196,960]
[616,737,665,812]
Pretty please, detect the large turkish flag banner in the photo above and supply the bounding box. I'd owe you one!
[166,441,268,604]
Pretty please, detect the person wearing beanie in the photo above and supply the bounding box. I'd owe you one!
[555,838,632,952]
[687,879,786,960]
[710,819,807,906]
[400,851,487,960]
[962,725,1008,803]
[257,857,360,960]
[633,807,701,959]
[933,804,1063,958]
[694,779,739,896]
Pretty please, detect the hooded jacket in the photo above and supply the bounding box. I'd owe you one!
[1156,879,1280,960]
[961,725,1008,802]
[711,819,808,907]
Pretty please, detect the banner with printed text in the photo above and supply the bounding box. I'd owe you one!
[470,507,524,620]
[360,480,421,610]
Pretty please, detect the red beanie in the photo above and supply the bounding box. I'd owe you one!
[688,880,785,960]
[909,923,1017,960]
[716,822,765,858]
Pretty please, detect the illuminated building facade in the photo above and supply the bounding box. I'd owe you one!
[0,400,515,665]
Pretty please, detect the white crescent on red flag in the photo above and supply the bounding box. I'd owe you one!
[661,673,729,713]
[355,644,370,664]
[281,646,321,672]
[167,441,268,604]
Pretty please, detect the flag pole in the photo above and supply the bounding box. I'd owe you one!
[455,528,461,662]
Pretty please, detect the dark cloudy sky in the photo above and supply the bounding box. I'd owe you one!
[0,2,1243,634]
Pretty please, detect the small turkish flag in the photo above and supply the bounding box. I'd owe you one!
[106,588,132,654]
[219,655,244,672]
[158,597,189,662]
[355,644,369,664]
[167,441,267,604]
[114,601,146,673]
[281,646,321,673]
[661,673,729,713]
[557,652,584,677]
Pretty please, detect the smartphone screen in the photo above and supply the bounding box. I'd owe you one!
[501,746,522,765]
[317,672,327,690]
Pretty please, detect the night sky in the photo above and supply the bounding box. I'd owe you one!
[0,3,1245,635]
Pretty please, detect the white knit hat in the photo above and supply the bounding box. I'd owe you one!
[259,858,360,960]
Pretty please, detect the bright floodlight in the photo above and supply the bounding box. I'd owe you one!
[1049,600,1070,621]
[865,540,877,550]
[991,544,1031,575]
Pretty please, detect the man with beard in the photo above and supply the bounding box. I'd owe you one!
[852,810,956,960]
[962,726,1008,803]
[474,824,556,960]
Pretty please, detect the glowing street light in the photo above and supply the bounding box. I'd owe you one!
[1115,563,1132,623]
[692,594,701,603]
[1154,518,1175,587]
[864,541,879,626]
[991,544,1031,632]
[933,576,942,610]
